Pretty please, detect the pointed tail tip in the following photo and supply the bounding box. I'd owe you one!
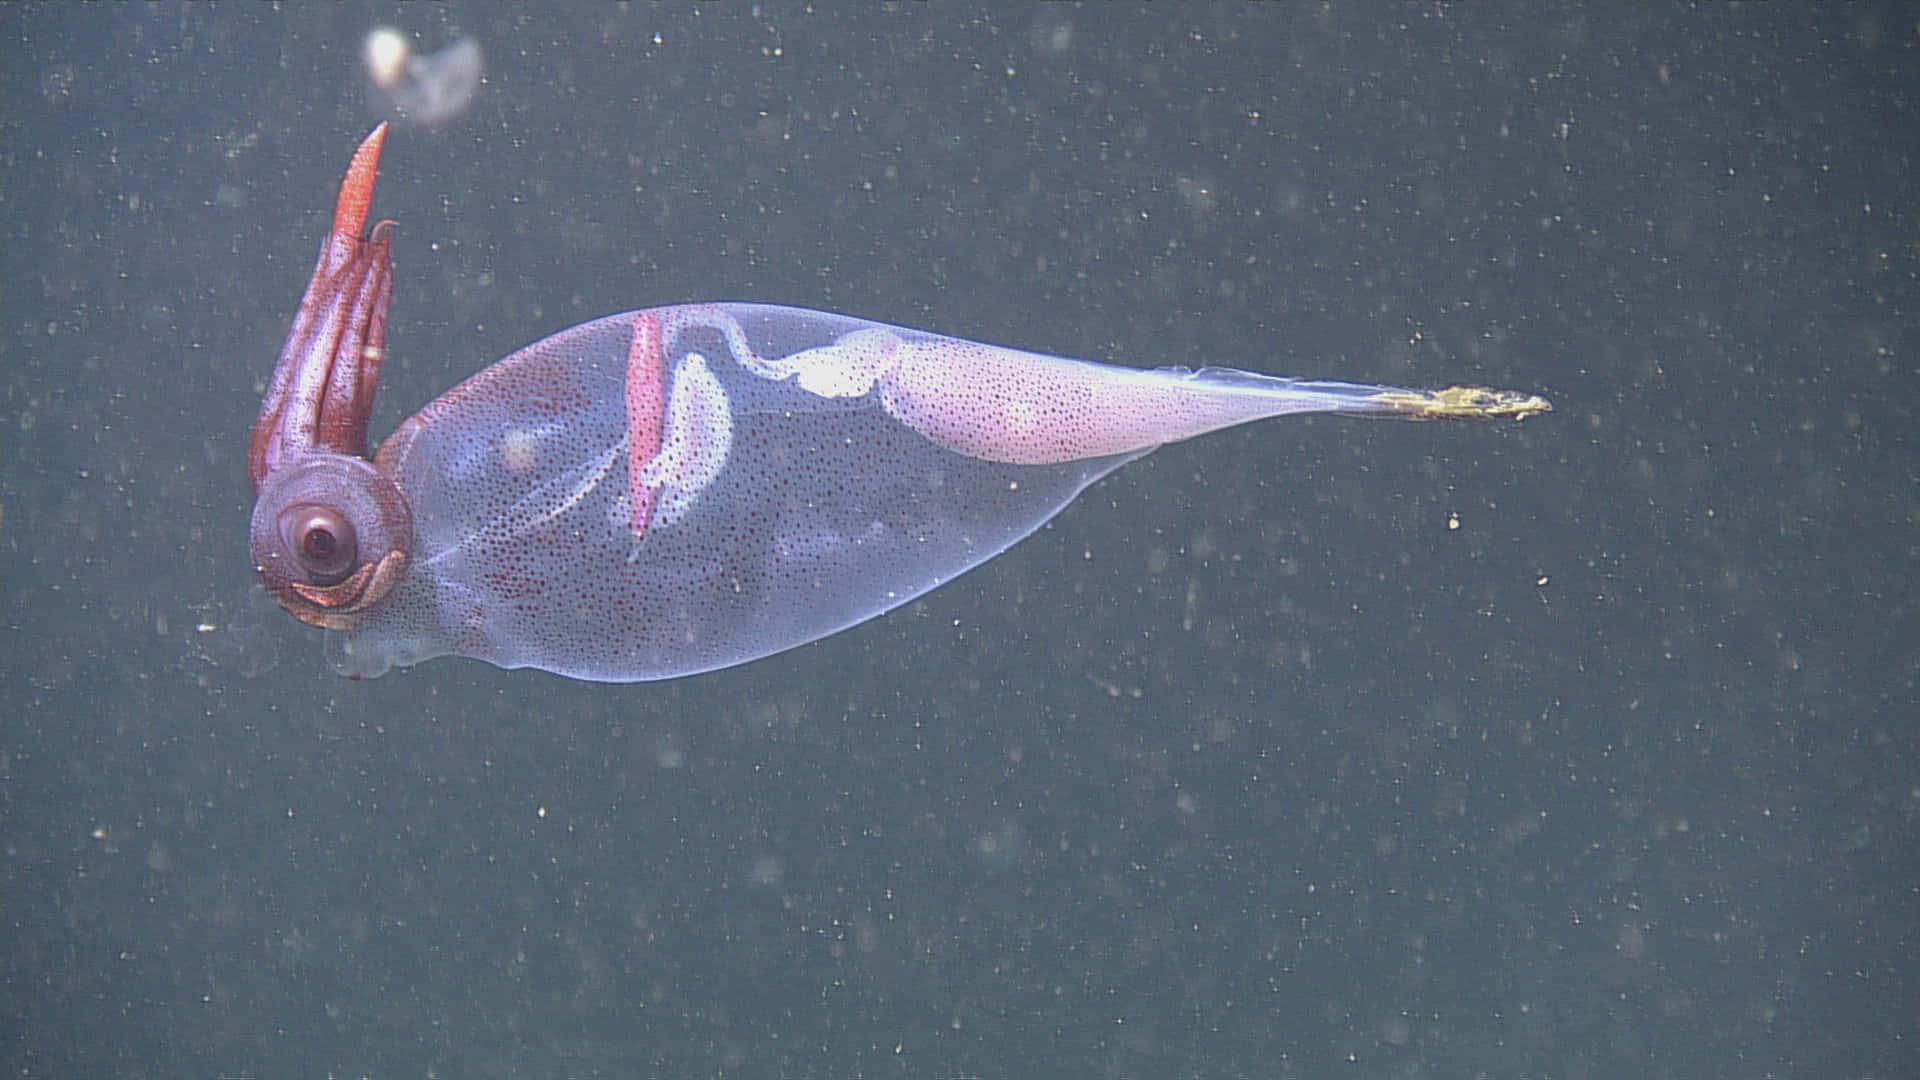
[1372,386,1553,421]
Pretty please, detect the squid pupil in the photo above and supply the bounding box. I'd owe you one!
[280,503,358,585]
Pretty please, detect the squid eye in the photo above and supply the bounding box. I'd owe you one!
[278,503,359,585]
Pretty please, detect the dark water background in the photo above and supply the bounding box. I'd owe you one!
[2,4,1914,1078]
